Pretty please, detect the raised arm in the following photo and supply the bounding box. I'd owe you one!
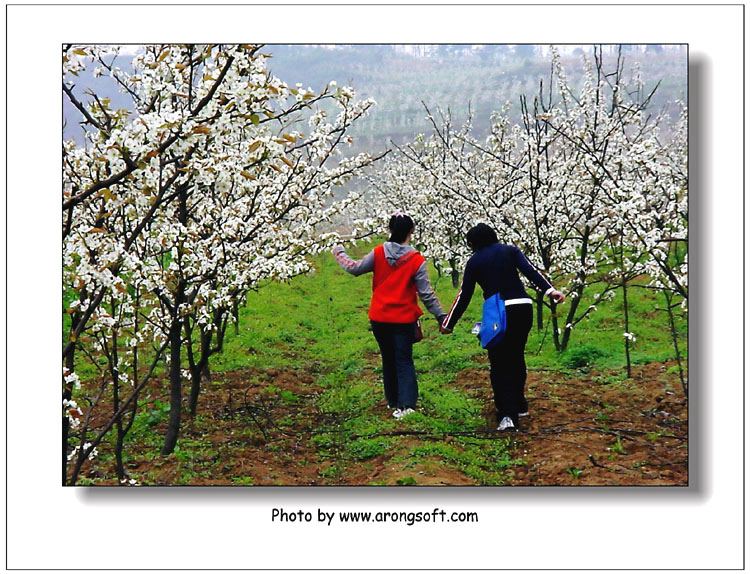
[332,245,375,276]
[514,247,565,303]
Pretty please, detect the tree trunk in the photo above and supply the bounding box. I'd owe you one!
[62,348,75,485]
[535,291,544,332]
[189,366,211,416]
[188,328,213,416]
[233,299,239,336]
[559,290,582,352]
[62,312,80,485]
[116,288,141,481]
[622,277,632,378]
[550,301,561,352]
[161,309,184,456]
[450,259,460,289]
[162,183,188,455]
[111,319,126,481]
[665,290,687,398]
[115,429,126,481]
[559,227,590,352]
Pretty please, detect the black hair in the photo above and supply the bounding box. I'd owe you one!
[466,223,499,253]
[388,213,415,243]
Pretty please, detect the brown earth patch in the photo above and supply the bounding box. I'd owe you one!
[75,366,335,485]
[77,365,474,486]
[454,362,687,486]
[341,438,478,486]
[73,360,686,487]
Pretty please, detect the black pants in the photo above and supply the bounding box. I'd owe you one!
[487,304,533,425]
[370,320,418,409]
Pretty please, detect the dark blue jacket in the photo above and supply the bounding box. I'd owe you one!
[442,243,552,330]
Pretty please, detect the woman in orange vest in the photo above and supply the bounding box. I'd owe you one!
[333,212,447,419]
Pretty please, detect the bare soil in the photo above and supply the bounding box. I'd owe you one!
[77,362,687,486]
[455,362,688,486]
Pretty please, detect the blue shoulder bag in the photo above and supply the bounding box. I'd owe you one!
[479,293,506,349]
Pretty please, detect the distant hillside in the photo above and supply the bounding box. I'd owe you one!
[263,44,687,154]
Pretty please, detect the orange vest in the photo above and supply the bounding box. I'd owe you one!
[368,245,425,323]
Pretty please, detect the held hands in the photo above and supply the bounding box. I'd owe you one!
[549,289,566,304]
[437,315,453,335]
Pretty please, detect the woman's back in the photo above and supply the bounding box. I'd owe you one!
[466,243,550,301]
[442,241,553,330]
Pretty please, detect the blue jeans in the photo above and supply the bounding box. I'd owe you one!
[370,320,418,409]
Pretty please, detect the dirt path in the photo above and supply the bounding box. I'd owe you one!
[81,361,686,486]
[455,362,688,485]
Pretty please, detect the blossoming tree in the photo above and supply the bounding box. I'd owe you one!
[372,47,687,358]
[63,44,383,483]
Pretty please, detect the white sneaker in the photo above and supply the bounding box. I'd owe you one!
[394,407,415,420]
[519,411,530,418]
[497,416,516,431]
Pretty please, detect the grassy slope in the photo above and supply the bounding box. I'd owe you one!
[218,239,686,382]
[75,239,686,485]
[213,240,520,484]
[207,240,685,484]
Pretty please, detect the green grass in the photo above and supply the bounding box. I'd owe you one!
[67,238,686,485]
[223,241,682,483]
[223,240,686,376]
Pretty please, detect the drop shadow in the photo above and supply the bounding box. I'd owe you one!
[684,51,709,500]
[79,50,706,507]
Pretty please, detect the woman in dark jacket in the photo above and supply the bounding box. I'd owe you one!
[440,223,565,431]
